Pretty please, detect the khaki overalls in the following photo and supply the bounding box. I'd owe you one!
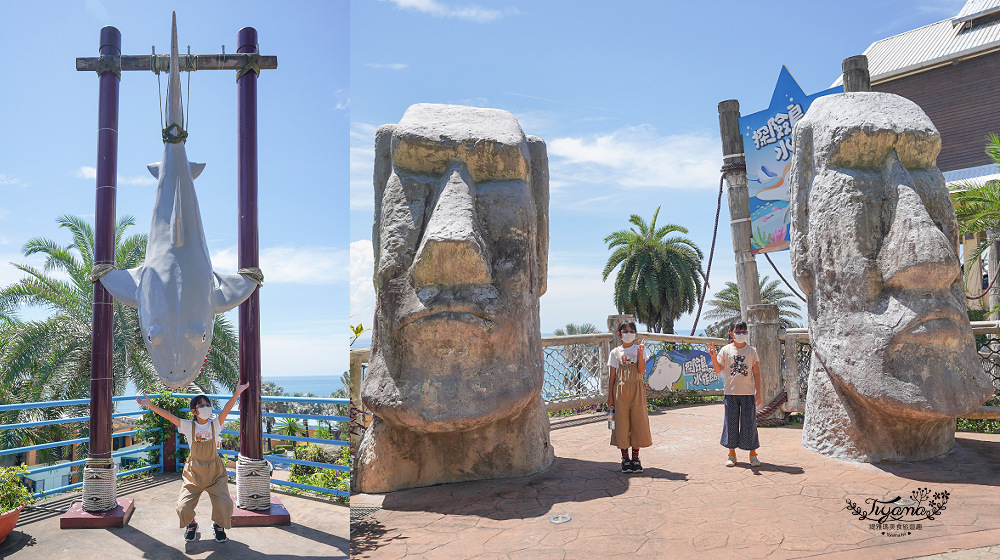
[610,350,653,449]
[176,420,233,529]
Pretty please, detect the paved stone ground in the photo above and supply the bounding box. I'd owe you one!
[351,403,1000,559]
[1,473,349,560]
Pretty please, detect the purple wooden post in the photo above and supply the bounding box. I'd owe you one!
[89,26,120,467]
[237,27,263,460]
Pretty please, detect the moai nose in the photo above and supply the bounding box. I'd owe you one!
[878,151,959,291]
[411,163,492,287]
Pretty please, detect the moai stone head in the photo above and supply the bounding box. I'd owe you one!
[790,92,994,462]
[357,104,553,492]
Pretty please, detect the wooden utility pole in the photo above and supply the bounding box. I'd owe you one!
[718,100,762,319]
[718,101,778,419]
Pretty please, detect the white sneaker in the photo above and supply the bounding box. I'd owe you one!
[749,454,761,467]
[725,455,737,467]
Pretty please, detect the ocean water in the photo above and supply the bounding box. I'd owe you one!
[116,375,344,414]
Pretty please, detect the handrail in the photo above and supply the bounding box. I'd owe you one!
[1,392,350,501]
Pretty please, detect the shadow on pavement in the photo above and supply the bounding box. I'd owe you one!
[870,436,1000,487]
[0,531,37,557]
[380,456,689,517]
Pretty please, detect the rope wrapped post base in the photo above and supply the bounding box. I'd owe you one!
[81,459,118,512]
[236,454,271,510]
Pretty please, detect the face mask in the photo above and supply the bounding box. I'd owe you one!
[733,333,748,344]
[196,406,213,420]
[621,333,636,343]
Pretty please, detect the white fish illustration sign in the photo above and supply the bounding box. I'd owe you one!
[99,16,258,390]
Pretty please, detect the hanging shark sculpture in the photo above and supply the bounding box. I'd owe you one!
[100,14,258,390]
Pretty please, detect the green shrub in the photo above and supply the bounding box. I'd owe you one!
[289,443,328,479]
[136,393,189,466]
[0,465,35,512]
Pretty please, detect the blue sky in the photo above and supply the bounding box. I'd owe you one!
[349,0,969,341]
[0,2,349,378]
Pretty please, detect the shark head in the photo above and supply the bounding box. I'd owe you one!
[142,319,213,389]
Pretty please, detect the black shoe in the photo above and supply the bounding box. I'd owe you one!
[621,458,632,473]
[631,458,643,473]
[213,523,228,543]
[184,522,198,541]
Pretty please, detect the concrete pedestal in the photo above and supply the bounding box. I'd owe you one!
[60,498,134,529]
[230,495,290,526]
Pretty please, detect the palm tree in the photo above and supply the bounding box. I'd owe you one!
[603,207,703,333]
[553,323,598,394]
[277,417,302,448]
[260,381,286,451]
[702,276,803,338]
[0,215,241,457]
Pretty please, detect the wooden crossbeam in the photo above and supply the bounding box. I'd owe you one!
[76,53,277,72]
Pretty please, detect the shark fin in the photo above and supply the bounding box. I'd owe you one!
[147,163,160,179]
[99,268,142,308]
[213,272,258,313]
[171,177,183,247]
[189,162,206,180]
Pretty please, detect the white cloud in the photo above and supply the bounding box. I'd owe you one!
[547,125,720,192]
[0,174,28,188]
[366,63,409,70]
[212,245,348,285]
[350,123,378,211]
[350,239,375,328]
[333,88,349,111]
[385,0,516,22]
[73,166,157,187]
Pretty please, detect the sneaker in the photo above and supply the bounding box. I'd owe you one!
[631,458,643,473]
[749,454,761,467]
[726,454,737,467]
[213,523,228,543]
[184,522,198,541]
[621,458,632,473]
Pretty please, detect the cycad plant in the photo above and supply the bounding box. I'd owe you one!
[702,276,803,338]
[603,207,704,333]
[951,134,1000,307]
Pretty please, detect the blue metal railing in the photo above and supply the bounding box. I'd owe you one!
[0,393,350,500]
[172,393,350,498]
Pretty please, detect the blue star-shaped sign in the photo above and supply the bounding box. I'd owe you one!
[738,66,841,254]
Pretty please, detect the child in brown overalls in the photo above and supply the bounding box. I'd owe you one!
[607,321,652,473]
[137,382,248,542]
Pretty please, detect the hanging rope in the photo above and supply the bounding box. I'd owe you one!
[238,267,265,287]
[690,160,744,336]
[162,123,188,144]
[966,253,1000,300]
[95,54,121,80]
[236,52,261,81]
[764,252,807,303]
[756,391,789,427]
[154,47,165,131]
[185,45,194,134]
[90,263,115,283]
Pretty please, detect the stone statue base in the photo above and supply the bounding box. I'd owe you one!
[802,364,956,462]
[355,397,554,493]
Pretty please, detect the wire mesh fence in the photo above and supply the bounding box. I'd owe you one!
[781,323,1000,406]
[542,341,606,404]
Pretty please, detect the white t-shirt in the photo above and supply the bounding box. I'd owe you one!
[178,417,222,446]
[607,344,640,369]
[717,343,759,395]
